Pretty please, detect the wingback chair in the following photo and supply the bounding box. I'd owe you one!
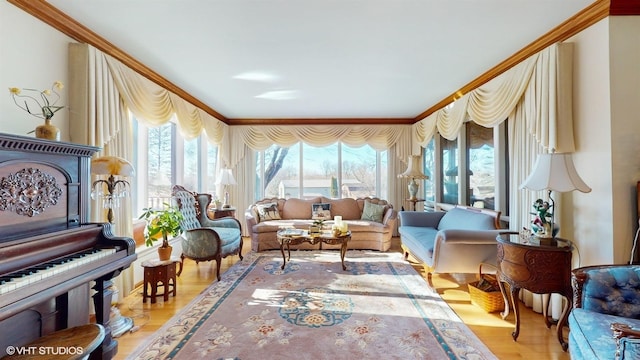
[171,185,243,280]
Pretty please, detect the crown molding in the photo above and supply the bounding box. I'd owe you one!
[226,118,415,126]
[413,0,611,122]
[7,0,228,123]
[9,0,616,126]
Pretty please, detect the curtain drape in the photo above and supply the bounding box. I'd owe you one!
[68,43,135,297]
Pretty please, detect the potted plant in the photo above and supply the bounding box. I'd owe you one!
[139,203,184,260]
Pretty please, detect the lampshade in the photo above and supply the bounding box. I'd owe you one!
[91,156,135,177]
[397,156,429,180]
[520,153,591,193]
[216,168,237,186]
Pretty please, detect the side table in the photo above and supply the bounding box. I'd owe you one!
[405,198,425,211]
[142,257,182,304]
[496,232,573,351]
[207,207,236,219]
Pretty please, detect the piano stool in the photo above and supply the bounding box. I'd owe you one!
[141,257,182,304]
[1,323,105,360]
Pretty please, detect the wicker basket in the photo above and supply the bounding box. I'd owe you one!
[468,263,505,313]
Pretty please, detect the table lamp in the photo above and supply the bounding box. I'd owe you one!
[397,155,429,201]
[520,152,591,238]
[216,168,236,209]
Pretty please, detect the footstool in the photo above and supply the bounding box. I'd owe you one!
[142,257,181,303]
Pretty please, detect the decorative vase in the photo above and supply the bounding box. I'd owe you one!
[35,118,60,141]
[158,245,173,261]
[407,179,419,200]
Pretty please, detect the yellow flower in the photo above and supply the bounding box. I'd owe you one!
[9,81,65,120]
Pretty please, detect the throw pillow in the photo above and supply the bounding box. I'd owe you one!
[311,203,331,220]
[256,202,281,222]
[360,200,386,223]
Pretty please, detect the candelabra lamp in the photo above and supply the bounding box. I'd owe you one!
[216,168,237,209]
[397,155,429,201]
[520,152,591,239]
[91,156,135,223]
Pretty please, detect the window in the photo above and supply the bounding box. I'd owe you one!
[133,116,218,215]
[424,120,508,216]
[255,143,387,200]
[466,122,495,209]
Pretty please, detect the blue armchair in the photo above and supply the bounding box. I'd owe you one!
[570,265,640,359]
[172,185,243,280]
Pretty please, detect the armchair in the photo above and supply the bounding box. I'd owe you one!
[570,265,640,360]
[172,185,243,280]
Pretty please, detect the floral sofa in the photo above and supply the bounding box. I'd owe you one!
[245,196,397,252]
[570,265,640,360]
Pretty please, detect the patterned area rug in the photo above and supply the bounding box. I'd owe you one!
[128,251,497,360]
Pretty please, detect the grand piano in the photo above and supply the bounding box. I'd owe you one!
[0,133,136,359]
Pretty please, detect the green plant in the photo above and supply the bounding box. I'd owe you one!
[313,218,325,228]
[139,203,184,248]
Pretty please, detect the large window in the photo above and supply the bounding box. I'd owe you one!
[133,116,218,216]
[423,121,508,214]
[255,143,387,200]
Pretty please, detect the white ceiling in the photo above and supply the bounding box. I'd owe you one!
[47,0,594,120]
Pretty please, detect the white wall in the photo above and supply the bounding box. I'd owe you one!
[0,1,73,141]
[569,16,640,266]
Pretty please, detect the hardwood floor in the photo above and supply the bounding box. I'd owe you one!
[113,237,570,359]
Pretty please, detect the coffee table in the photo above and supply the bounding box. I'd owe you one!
[276,229,351,270]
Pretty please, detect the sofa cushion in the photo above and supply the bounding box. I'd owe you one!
[327,198,361,220]
[311,203,331,220]
[361,200,386,223]
[397,226,439,264]
[569,308,640,359]
[282,197,321,219]
[256,202,281,222]
[438,207,497,231]
[580,267,640,317]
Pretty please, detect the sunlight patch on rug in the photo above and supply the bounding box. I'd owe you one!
[127,250,497,360]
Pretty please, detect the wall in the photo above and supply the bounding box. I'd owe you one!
[0,1,72,141]
[569,16,640,266]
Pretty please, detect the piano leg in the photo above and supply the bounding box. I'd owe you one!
[92,277,117,360]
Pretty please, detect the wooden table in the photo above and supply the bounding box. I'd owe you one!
[141,257,181,303]
[496,233,573,351]
[405,198,425,211]
[276,229,351,270]
[207,207,236,219]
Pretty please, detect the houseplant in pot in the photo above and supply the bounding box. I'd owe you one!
[139,203,183,261]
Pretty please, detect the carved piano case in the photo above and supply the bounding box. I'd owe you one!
[0,133,136,359]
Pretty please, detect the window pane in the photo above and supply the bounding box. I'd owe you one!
[206,142,218,196]
[342,144,377,199]
[467,122,495,209]
[262,143,299,199]
[302,143,338,199]
[379,150,388,200]
[441,136,458,204]
[423,139,435,202]
[183,137,199,191]
[147,123,173,209]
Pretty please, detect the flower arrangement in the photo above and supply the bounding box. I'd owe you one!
[530,198,554,237]
[8,81,65,120]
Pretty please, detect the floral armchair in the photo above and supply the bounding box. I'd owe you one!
[171,185,243,280]
[570,265,640,360]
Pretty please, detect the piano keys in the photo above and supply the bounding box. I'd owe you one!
[0,133,136,360]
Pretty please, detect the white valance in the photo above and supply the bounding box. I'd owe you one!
[224,124,413,169]
[412,43,575,154]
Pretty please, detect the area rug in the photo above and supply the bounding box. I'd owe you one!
[128,250,497,360]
